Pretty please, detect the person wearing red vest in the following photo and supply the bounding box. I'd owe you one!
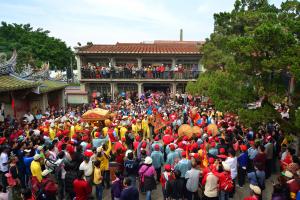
[73,170,92,200]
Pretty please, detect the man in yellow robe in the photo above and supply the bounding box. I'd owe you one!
[30,154,42,182]
[142,115,150,139]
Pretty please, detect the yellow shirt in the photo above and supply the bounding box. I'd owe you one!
[102,127,108,137]
[49,128,56,140]
[142,119,149,129]
[93,166,102,185]
[136,123,142,132]
[99,140,111,171]
[70,125,75,138]
[30,160,42,182]
[119,127,127,139]
[132,124,141,136]
[75,124,82,132]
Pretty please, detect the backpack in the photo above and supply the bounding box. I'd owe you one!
[220,175,234,192]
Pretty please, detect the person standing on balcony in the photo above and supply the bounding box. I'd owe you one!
[147,66,152,79]
[132,65,137,78]
[91,65,96,78]
[164,65,169,79]
[106,65,111,78]
[152,66,156,78]
[101,66,107,78]
[136,65,142,78]
[174,65,178,79]
[160,64,165,79]
[178,64,183,79]
[192,64,198,79]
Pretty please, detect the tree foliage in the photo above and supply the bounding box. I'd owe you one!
[0,22,75,71]
[188,0,300,128]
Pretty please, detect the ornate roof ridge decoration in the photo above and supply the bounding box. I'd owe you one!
[0,50,17,75]
[18,64,33,78]
[23,62,50,81]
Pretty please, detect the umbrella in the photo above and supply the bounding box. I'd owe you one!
[178,124,193,138]
[207,123,218,136]
[81,108,110,121]
[191,126,202,135]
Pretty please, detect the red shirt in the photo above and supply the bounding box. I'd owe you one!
[73,179,92,200]
[216,171,231,190]
[133,141,140,151]
[57,141,64,152]
[163,134,174,145]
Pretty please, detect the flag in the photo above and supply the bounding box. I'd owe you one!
[154,114,170,133]
[11,98,16,118]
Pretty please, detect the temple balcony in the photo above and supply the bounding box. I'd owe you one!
[80,69,200,82]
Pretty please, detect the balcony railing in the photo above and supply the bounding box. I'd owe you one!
[81,68,200,80]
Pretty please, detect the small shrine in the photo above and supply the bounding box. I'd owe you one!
[0,50,68,120]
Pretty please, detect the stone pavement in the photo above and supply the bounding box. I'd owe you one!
[100,174,278,200]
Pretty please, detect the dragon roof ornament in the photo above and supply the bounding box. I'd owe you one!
[0,50,65,82]
[0,50,17,75]
[24,62,50,80]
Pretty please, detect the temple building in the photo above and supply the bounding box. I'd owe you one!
[75,40,203,102]
[0,51,68,119]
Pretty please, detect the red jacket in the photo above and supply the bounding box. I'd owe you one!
[216,171,231,190]
[73,179,92,200]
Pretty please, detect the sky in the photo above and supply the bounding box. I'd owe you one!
[0,0,285,47]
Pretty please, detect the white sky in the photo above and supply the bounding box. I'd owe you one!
[0,0,284,48]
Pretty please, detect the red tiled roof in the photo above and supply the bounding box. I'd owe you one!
[77,41,203,55]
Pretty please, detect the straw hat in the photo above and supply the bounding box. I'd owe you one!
[144,156,152,165]
[282,170,293,178]
[33,154,41,161]
[249,184,261,195]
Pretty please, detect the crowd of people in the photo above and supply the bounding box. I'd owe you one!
[0,91,299,200]
[81,63,199,79]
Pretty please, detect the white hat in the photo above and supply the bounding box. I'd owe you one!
[33,154,41,160]
[24,149,31,153]
[249,184,261,195]
[125,150,133,157]
[37,146,43,151]
[41,169,52,177]
[282,170,293,178]
[33,130,40,136]
[222,162,231,171]
[144,156,152,165]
